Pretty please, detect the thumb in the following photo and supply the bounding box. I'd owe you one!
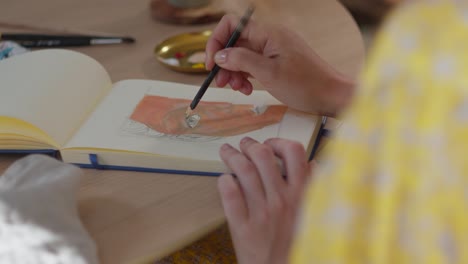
[214,47,274,81]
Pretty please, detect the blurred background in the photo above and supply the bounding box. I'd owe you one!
[339,0,400,49]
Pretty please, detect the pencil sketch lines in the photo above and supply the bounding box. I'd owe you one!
[119,118,221,142]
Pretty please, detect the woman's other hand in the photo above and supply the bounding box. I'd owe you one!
[218,137,314,264]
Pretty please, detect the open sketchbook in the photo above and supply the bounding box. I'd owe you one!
[0,49,321,176]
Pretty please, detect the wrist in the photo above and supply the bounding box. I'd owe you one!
[321,70,355,117]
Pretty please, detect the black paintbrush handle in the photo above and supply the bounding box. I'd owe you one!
[1,34,88,41]
[190,65,221,110]
[1,34,134,47]
[189,6,254,110]
[16,39,91,48]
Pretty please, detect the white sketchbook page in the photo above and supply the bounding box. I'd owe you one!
[0,49,112,146]
[64,80,314,161]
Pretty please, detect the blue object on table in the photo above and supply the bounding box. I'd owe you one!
[0,47,13,60]
[0,41,29,60]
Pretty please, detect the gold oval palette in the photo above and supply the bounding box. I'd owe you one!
[154,30,211,73]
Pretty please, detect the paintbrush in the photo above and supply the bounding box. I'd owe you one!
[185,5,255,121]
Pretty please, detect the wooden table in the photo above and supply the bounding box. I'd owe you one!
[0,0,364,263]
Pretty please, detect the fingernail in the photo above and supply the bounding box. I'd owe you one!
[221,143,232,150]
[214,50,228,64]
[239,86,247,94]
[241,136,254,145]
[239,86,252,95]
[229,79,238,90]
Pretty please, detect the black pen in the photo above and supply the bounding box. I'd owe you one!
[0,33,135,48]
[185,5,255,117]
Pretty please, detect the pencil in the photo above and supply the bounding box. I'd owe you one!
[0,33,135,48]
[186,5,255,117]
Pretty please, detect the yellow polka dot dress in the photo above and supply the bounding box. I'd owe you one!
[291,2,468,264]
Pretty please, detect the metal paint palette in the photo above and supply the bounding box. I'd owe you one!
[154,30,211,73]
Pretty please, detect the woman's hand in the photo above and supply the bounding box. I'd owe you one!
[218,137,314,264]
[206,15,355,116]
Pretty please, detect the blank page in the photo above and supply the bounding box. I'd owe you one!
[0,49,112,147]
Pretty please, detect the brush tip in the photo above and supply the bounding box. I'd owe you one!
[185,107,193,118]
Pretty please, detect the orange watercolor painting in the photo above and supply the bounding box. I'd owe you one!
[129,95,288,137]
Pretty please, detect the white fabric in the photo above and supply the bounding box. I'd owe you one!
[0,155,98,264]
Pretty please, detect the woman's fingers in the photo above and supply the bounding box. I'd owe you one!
[239,79,253,95]
[215,69,230,88]
[218,173,249,224]
[219,143,266,214]
[213,47,274,82]
[229,71,246,91]
[216,69,253,94]
[218,138,308,264]
[264,138,309,190]
[239,137,286,203]
[206,14,264,70]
